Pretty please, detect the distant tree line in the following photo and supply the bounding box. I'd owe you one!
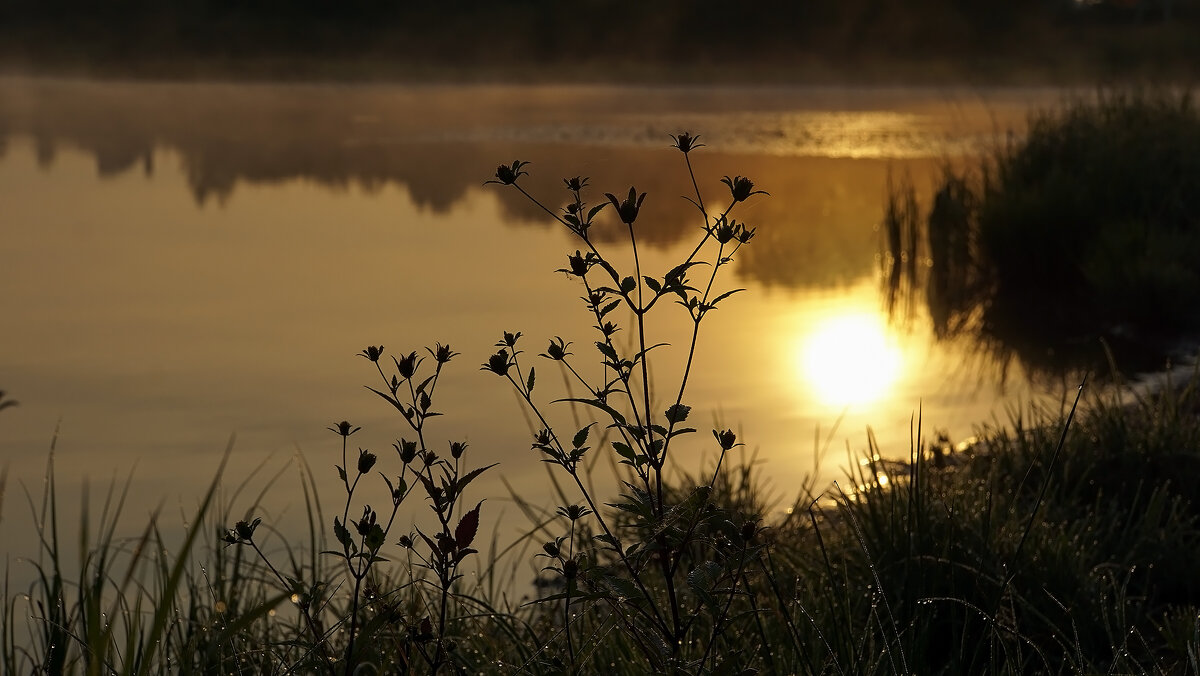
[0,0,1195,80]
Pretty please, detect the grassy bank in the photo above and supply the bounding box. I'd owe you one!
[6,375,1200,673]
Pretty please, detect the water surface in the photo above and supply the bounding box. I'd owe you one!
[0,78,1065,557]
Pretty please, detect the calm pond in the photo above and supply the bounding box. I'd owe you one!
[1,77,1070,551]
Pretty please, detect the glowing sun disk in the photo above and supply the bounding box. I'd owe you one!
[799,312,902,407]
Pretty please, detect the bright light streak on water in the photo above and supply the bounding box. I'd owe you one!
[799,311,904,407]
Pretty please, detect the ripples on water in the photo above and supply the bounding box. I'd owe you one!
[425,110,993,159]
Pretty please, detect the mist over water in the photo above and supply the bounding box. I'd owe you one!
[1,78,1064,558]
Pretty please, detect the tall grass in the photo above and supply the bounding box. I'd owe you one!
[884,88,1200,375]
[6,132,1200,674]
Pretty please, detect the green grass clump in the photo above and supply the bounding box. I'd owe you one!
[776,376,1200,674]
[7,132,1200,675]
[886,88,1200,374]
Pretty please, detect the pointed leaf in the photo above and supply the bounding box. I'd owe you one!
[553,397,628,426]
[415,374,437,395]
[687,560,725,613]
[664,260,703,284]
[599,300,621,318]
[365,524,386,552]
[526,366,536,394]
[633,342,670,362]
[572,423,595,450]
[643,276,662,294]
[594,257,621,283]
[455,500,484,550]
[595,341,619,361]
[598,572,642,601]
[366,386,406,413]
[414,527,438,553]
[455,463,499,495]
[333,518,352,550]
[416,471,437,497]
[709,288,745,307]
[611,441,636,461]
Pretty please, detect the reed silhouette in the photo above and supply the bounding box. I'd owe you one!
[884,88,1200,376]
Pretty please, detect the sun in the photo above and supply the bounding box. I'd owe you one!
[798,312,903,408]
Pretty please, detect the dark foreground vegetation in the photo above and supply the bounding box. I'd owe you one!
[6,113,1200,674]
[1,0,1199,83]
[885,87,1200,376]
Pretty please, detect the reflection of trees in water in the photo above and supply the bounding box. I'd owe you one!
[0,80,942,290]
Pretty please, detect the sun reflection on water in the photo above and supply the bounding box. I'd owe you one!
[797,311,903,408]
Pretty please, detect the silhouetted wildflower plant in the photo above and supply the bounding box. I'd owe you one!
[224,133,770,675]
[482,133,767,673]
[226,340,494,675]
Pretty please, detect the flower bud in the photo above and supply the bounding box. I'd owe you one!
[568,251,590,276]
[721,175,768,203]
[741,520,758,543]
[357,449,377,475]
[605,187,647,225]
[234,517,261,541]
[481,349,512,377]
[430,342,457,364]
[395,351,420,380]
[670,132,704,153]
[329,420,361,438]
[395,439,418,464]
[490,160,529,185]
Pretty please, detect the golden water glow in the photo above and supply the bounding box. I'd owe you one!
[798,311,903,408]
